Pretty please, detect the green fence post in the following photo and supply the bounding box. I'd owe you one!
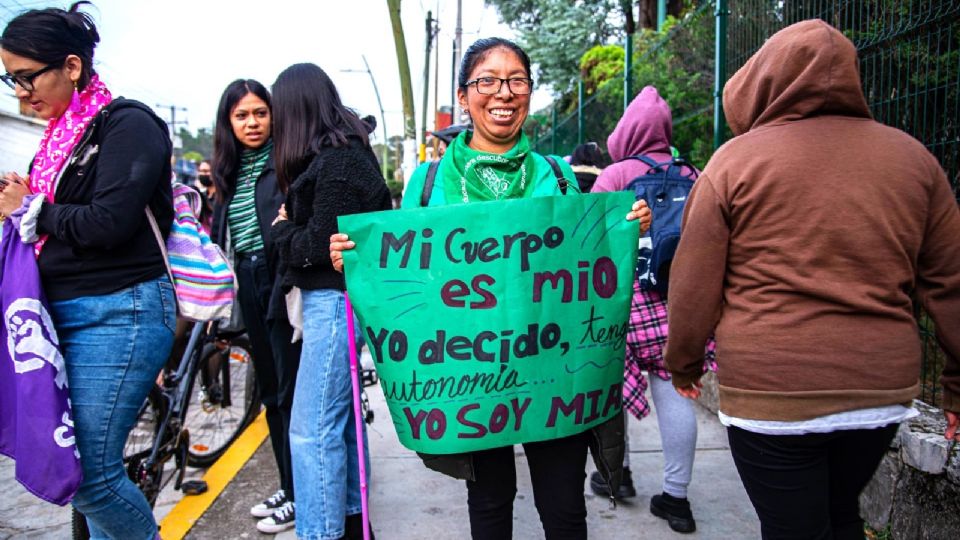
[624,32,633,112]
[657,0,667,31]
[552,103,558,156]
[577,79,584,145]
[713,0,729,150]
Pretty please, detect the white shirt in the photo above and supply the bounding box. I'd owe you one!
[719,404,917,435]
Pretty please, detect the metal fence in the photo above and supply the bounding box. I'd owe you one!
[529,1,716,168]
[529,0,960,407]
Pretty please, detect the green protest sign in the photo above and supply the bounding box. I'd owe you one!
[339,192,639,454]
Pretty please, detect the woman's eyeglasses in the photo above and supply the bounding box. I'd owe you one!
[1,63,60,92]
[464,77,534,95]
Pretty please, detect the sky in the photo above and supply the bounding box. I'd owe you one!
[0,0,554,148]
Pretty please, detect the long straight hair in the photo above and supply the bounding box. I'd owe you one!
[212,79,272,203]
[271,63,369,192]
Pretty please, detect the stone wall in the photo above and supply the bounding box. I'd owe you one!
[860,401,960,539]
[695,375,958,539]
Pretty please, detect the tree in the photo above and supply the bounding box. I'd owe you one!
[638,0,684,29]
[487,1,688,95]
[386,0,418,182]
[177,127,214,160]
[486,0,623,95]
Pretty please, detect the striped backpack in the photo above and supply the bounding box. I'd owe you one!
[147,181,236,321]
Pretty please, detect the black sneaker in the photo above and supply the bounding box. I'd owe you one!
[588,467,637,499]
[257,501,295,534]
[250,489,287,518]
[650,492,696,533]
[345,513,375,540]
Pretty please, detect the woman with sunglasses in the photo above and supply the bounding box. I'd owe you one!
[330,37,652,539]
[0,3,174,538]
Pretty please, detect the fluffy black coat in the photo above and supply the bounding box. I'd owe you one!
[271,137,392,291]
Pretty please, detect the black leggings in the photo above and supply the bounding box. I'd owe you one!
[728,424,899,540]
[466,432,589,540]
[235,252,301,499]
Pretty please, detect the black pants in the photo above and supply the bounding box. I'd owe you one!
[466,432,589,540]
[728,424,899,540]
[235,251,302,499]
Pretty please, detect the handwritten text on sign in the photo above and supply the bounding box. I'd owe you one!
[339,192,639,454]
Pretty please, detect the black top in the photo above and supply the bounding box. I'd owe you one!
[35,99,173,301]
[271,137,392,291]
[211,156,284,272]
[211,156,291,322]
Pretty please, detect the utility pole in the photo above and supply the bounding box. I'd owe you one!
[420,10,435,163]
[433,3,440,145]
[454,0,463,122]
[156,103,188,155]
[451,39,457,116]
[342,56,390,179]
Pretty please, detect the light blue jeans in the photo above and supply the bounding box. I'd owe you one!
[50,277,175,540]
[291,289,369,540]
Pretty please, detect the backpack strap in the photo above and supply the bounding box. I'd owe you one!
[421,159,442,207]
[625,155,699,180]
[543,155,569,194]
[623,155,662,169]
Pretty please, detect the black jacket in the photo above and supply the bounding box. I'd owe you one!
[211,155,289,321]
[212,156,284,271]
[34,98,173,301]
[271,137,392,291]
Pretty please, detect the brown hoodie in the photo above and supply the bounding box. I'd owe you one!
[664,20,960,420]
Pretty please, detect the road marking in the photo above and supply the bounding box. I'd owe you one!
[159,410,268,540]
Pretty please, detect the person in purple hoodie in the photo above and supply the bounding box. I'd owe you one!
[588,86,714,534]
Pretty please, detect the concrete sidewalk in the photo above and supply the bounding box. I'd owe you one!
[187,382,760,539]
[0,380,760,539]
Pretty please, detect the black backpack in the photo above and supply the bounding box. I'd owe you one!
[420,155,569,207]
[623,155,698,293]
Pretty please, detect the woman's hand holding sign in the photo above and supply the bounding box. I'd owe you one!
[330,233,354,273]
[628,199,651,235]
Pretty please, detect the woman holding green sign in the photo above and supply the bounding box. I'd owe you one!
[330,38,651,540]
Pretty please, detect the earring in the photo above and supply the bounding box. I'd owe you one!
[68,81,82,113]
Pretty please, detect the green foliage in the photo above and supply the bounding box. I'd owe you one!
[531,4,716,167]
[177,127,213,161]
[579,45,624,94]
[182,151,204,163]
[385,176,403,199]
[486,0,624,94]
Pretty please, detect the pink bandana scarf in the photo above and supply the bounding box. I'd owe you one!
[30,74,112,254]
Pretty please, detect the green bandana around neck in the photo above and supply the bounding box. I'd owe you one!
[441,131,537,203]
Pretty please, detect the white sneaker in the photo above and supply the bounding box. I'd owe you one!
[250,489,287,518]
[257,501,295,534]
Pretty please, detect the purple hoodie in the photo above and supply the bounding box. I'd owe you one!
[592,86,697,193]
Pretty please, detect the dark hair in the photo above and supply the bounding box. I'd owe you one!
[272,63,369,191]
[0,2,100,90]
[571,142,607,167]
[458,38,532,87]
[212,79,272,203]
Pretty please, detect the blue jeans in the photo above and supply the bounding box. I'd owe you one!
[291,289,369,540]
[50,277,176,540]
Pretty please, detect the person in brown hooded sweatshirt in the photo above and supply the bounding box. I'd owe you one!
[664,19,960,540]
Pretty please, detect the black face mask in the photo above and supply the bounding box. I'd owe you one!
[197,174,213,187]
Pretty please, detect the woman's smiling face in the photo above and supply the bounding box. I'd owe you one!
[457,47,531,154]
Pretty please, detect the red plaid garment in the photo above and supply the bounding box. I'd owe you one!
[622,280,717,420]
